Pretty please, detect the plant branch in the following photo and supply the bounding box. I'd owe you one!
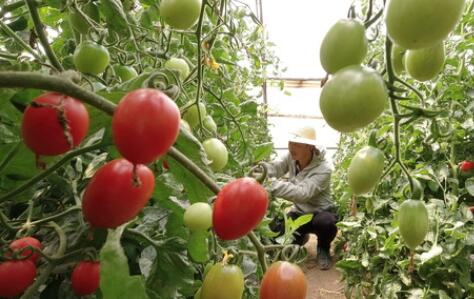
[24,0,64,71]
[28,206,82,226]
[0,19,43,61]
[194,0,208,129]
[247,231,267,272]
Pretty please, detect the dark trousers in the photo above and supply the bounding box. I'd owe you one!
[270,210,338,252]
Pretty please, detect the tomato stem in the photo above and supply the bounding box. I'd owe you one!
[247,231,267,272]
[408,250,415,274]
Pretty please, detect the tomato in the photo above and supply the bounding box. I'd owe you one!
[347,146,385,195]
[183,102,207,128]
[459,161,474,173]
[164,57,190,81]
[69,2,100,34]
[22,92,90,156]
[213,178,268,240]
[319,65,388,133]
[0,260,36,298]
[181,119,192,132]
[160,0,202,30]
[319,19,368,74]
[82,159,155,228]
[73,41,110,75]
[162,159,170,170]
[203,138,228,171]
[260,261,307,299]
[114,65,138,82]
[9,237,43,264]
[203,115,217,135]
[398,199,429,250]
[112,89,180,164]
[391,44,406,76]
[405,42,445,81]
[184,202,213,231]
[385,0,466,49]
[201,263,244,299]
[71,261,100,296]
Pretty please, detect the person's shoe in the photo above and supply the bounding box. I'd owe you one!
[317,247,332,270]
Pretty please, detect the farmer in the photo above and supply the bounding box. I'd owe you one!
[262,126,338,270]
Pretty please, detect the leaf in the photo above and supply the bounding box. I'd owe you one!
[465,177,474,196]
[252,142,273,162]
[99,0,129,34]
[335,258,362,271]
[289,214,312,231]
[187,230,209,263]
[420,245,443,263]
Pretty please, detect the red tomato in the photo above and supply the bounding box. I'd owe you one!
[162,160,170,170]
[213,178,268,240]
[71,261,100,296]
[21,92,89,156]
[459,161,474,173]
[9,237,43,264]
[112,88,180,165]
[0,260,37,297]
[82,159,155,228]
[260,261,307,299]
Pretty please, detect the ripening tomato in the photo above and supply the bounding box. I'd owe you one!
[213,178,268,240]
[82,159,155,228]
[184,202,213,231]
[320,19,368,74]
[0,260,36,298]
[405,42,445,81]
[203,138,228,171]
[459,161,474,173]
[319,65,388,133]
[112,88,181,165]
[160,0,202,30]
[347,146,385,195]
[398,199,429,250]
[385,0,466,49]
[201,263,244,299]
[260,261,307,299]
[22,92,90,156]
[9,237,43,264]
[71,261,100,296]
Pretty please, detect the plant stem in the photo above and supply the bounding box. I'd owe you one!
[194,0,208,129]
[0,19,42,61]
[28,206,82,226]
[24,0,64,71]
[0,142,21,177]
[0,143,104,203]
[247,231,267,272]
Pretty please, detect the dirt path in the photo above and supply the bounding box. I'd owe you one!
[302,235,345,299]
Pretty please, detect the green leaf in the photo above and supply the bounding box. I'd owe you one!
[289,214,312,231]
[187,230,209,263]
[335,258,362,271]
[252,142,273,162]
[99,0,129,34]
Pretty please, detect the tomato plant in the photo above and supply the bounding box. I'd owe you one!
[114,65,138,82]
[320,19,368,74]
[203,138,228,171]
[164,57,190,81]
[9,237,42,264]
[0,260,36,298]
[112,88,180,164]
[73,41,110,75]
[71,261,100,296]
[183,102,207,128]
[68,2,100,34]
[201,262,244,299]
[213,178,268,240]
[259,261,307,299]
[405,42,445,81]
[21,92,90,156]
[385,0,466,49]
[398,199,429,250]
[82,159,155,228]
[184,202,213,231]
[160,0,202,30]
[319,65,388,132]
[347,146,385,195]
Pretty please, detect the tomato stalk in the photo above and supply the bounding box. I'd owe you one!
[194,0,208,131]
[247,231,267,272]
[24,0,64,72]
[0,210,16,232]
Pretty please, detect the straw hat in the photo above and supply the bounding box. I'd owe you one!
[288,126,318,146]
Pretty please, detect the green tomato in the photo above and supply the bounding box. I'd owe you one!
[69,2,100,35]
[405,42,445,82]
[320,19,368,74]
[391,44,406,76]
[160,0,202,30]
[203,115,217,135]
[183,102,207,128]
[347,146,385,195]
[203,138,228,171]
[181,119,192,132]
[183,202,212,231]
[73,41,110,75]
[385,0,466,49]
[165,57,190,81]
[114,65,138,82]
[201,263,244,299]
[398,199,429,250]
[319,65,388,133]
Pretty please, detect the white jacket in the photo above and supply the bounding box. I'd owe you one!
[263,150,334,214]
